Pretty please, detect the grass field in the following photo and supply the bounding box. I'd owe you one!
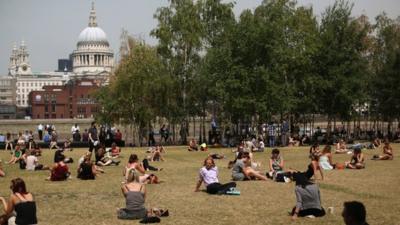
[0,145,399,225]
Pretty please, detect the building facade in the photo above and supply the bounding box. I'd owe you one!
[4,2,114,109]
[29,80,100,119]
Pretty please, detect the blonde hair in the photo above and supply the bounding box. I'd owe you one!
[126,168,138,183]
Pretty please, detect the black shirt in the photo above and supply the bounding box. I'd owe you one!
[89,127,98,141]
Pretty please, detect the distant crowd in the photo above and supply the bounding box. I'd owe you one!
[0,120,395,224]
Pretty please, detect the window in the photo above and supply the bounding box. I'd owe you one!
[45,105,48,113]
[51,105,56,112]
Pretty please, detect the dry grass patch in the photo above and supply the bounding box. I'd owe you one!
[0,145,399,225]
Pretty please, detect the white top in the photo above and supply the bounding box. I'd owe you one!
[71,126,80,134]
[319,155,333,170]
[26,155,38,171]
[199,166,219,186]
[38,124,43,131]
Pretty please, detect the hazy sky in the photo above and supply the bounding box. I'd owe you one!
[0,0,399,74]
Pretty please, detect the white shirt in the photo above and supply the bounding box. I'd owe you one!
[71,126,80,134]
[38,124,43,131]
[199,166,219,186]
[26,155,38,171]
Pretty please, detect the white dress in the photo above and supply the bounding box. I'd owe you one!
[319,155,333,170]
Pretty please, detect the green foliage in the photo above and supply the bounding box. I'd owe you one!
[95,0,400,136]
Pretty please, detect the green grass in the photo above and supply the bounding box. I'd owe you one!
[0,145,399,225]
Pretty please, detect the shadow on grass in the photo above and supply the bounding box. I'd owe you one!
[319,183,387,199]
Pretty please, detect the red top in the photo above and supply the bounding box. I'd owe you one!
[51,164,69,181]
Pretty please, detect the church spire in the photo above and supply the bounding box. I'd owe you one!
[88,2,97,27]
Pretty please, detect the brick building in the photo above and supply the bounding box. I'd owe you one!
[29,80,100,119]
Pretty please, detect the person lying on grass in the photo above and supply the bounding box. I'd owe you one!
[0,178,38,225]
[95,145,120,166]
[231,152,268,181]
[117,169,167,220]
[346,147,365,169]
[78,154,103,180]
[149,145,165,162]
[124,154,161,184]
[195,157,237,194]
[372,139,394,160]
[290,172,326,220]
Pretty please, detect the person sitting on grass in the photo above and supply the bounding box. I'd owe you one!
[267,148,285,180]
[232,152,268,181]
[30,141,42,156]
[342,201,369,225]
[117,169,167,220]
[25,151,50,171]
[188,138,199,151]
[372,139,393,160]
[290,172,326,220]
[346,147,365,169]
[149,145,165,162]
[0,178,37,225]
[63,139,73,151]
[335,139,349,154]
[255,138,265,152]
[109,142,121,158]
[47,155,70,181]
[309,144,324,180]
[6,145,23,164]
[372,137,381,149]
[78,154,103,180]
[200,143,208,151]
[288,135,300,147]
[195,157,237,194]
[49,131,58,150]
[54,148,73,164]
[95,145,120,166]
[319,145,336,170]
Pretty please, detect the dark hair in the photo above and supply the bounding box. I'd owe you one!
[272,148,280,155]
[11,178,28,194]
[128,154,139,163]
[236,151,244,160]
[59,154,66,161]
[310,143,319,152]
[242,152,250,159]
[354,147,362,154]
[91,121,96,126]
[292,172,312,187]
[343,201,367,223]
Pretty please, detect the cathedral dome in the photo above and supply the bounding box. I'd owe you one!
[78,27,109,45]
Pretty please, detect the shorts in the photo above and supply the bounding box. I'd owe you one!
[232,173,245,181]
[117,208,147,220]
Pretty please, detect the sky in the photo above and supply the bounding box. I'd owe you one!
[0,0,399,74]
